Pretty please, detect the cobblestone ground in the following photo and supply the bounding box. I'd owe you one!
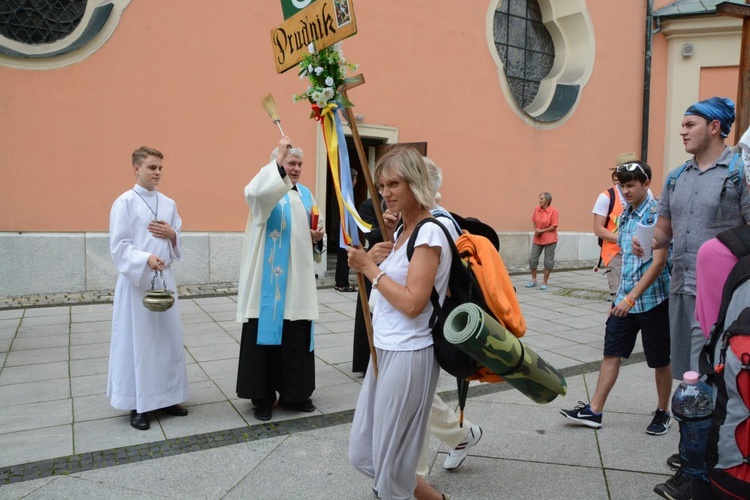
[1,259,636,488]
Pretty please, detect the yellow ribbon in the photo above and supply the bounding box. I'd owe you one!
[320,103,372,245]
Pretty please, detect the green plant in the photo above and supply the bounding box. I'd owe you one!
[293,41,358,108]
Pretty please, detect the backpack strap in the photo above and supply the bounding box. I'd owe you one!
[431,207,463,236]
[726,152,744,193]
[604,187,616,226]
[668,153,743,193]
[597,187,617,268]
[406,217,457,262]
[406,218,461,324]
[716,224,750,259]
[666,162,690,191]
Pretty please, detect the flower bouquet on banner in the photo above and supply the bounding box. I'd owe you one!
[293,41,370,246]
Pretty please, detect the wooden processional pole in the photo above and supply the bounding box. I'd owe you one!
[341,75,389,377]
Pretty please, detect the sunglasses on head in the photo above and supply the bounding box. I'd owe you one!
[616,162,649,179]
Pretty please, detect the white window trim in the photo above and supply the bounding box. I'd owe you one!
[0,0,131,70]
[486,0,595,128]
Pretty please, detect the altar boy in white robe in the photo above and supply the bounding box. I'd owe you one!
[236,136,324,421]
[108,146,190,431]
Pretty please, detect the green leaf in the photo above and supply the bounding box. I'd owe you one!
[338,94,354,108]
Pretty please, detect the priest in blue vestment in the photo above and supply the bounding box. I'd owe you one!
[235,136,324,421]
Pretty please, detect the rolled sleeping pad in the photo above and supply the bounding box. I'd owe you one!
[444,303,567,404]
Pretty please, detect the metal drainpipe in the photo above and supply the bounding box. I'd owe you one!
[641,0,654,163]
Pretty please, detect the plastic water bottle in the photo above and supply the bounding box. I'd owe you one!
[671,370,714,483]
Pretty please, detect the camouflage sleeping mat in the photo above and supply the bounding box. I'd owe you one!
[444,303,567,404]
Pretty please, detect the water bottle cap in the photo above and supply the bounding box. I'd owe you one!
[683,371,699,384]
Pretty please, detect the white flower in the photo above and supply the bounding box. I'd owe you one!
[308,42,316,54]
[333,42,346,62]
[323,88,334,100]
[311,90,325,104]
[325,76,334,87]
[308,64,314,74]
[314,66,324,76]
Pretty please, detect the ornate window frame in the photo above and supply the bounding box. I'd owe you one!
[486,0,595,128]
[0,0,131,70]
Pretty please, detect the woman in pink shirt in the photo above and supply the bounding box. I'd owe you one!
[695,237,740,337]
[526,192,559,290]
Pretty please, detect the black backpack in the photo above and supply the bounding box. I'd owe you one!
[406,218,499,378]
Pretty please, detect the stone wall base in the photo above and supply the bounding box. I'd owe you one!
[0,231,600,296]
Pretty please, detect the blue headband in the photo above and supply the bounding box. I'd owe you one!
[684,97,735,138]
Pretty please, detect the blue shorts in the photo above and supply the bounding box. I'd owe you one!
[603,299,670,368]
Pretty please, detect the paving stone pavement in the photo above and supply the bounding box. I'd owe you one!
[0,266,682,499]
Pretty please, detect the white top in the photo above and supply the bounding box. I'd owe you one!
[372,222,452,351]
[108,185,189,413]
[592,184,653,215]
[592,185,625,216]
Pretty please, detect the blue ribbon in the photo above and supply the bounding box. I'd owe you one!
[258,184,314,346]
[333,107,360,247]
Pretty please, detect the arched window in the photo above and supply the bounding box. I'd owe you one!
[0,0,131,69]
[0,1,88,44]
[488,0,595,127]
[494,0,555,109]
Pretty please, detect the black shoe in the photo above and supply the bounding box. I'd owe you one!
[254,406,272,421]
[130,410,150,430]
[666,453,681,470]
[654,470,691,500]
[646,409,672,435]
[559,401,602,429]
[163,404,188,416]
[279,398,316,412]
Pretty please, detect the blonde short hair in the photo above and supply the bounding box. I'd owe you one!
[132,146,163,166]
[375,147,435,210]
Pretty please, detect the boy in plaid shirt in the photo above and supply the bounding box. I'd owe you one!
[560,160,673,435]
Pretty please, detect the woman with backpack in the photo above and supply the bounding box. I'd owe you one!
[346,147,453,500]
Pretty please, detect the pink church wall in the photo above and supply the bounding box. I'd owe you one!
[0,2,693,234]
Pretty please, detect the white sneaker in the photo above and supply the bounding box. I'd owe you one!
[443,425,482,470]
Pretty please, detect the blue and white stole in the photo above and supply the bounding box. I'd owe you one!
[258,183,314,348]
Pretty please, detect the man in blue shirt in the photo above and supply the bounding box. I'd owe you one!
[560,160,672,436]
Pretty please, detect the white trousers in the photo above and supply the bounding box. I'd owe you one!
[417,394,473,477]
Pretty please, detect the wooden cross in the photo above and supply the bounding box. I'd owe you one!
[717,1,750,143]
